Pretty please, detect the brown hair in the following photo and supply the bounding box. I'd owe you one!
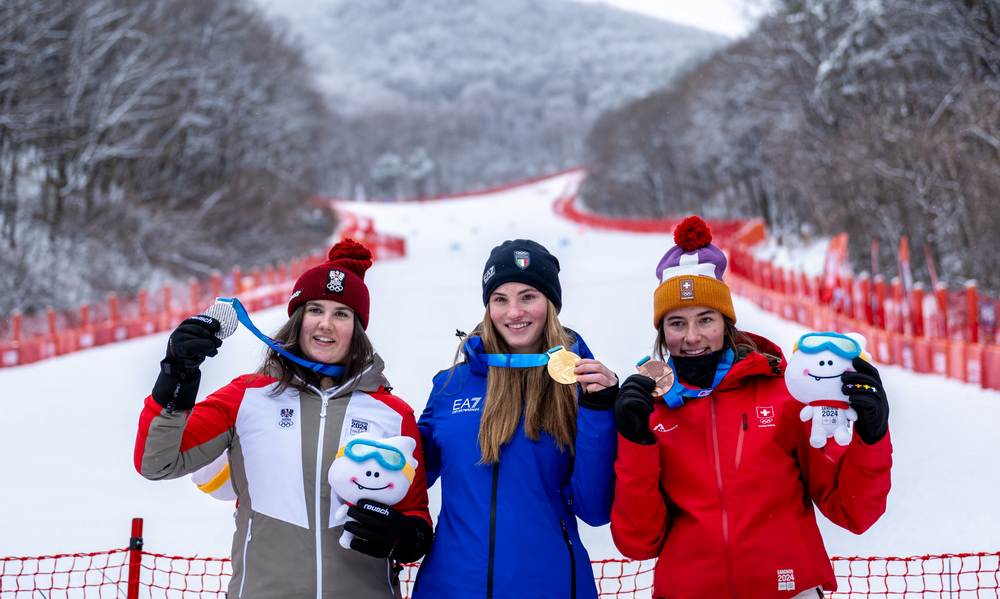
[458,301,578,464]
[257,304,375,395]
[654,314,758,361]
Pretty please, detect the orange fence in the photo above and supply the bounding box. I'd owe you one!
[555,189,1000,392]
[0,212,407,370]
[726,232,1000,391]
[2,518,997,598]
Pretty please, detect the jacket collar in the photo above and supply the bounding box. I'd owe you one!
[298,353,391,399]
[715,333,786,391]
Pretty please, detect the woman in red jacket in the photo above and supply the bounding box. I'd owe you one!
[611,217,892,599]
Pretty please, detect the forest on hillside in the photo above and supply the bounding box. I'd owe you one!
[0,0,334,314]
[258,0,724,201]
[580,0,1000,291]
[2,0,725,314]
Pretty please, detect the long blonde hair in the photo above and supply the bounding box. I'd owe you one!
[469,301,578,464]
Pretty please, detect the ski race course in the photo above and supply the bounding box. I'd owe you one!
[2,172,999,594]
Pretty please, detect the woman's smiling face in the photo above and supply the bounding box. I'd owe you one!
[299,300,355,363]
[488,282,548,353]
[660,306,725,357]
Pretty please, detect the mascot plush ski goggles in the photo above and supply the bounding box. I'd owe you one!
[337,437,416,481]
[794,332,862,360]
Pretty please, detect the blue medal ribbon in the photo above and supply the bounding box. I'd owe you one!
[217,297,345,378]
[467,341,565,368]
[660,348,735,409]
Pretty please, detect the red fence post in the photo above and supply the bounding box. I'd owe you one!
[873,275,886,330]
[912,283,925,338]
[965,281,979,344]
[12,312,21,342]
[935,283,949,338]
[127,517,144,599]
[108,294,119,326]
[211,271,222,300]
[891,277,905,335]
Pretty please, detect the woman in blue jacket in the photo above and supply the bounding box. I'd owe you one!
[414,239,619,599]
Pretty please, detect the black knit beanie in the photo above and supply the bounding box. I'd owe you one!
[481,239,562,311]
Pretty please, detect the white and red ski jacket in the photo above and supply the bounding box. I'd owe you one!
[134,355,430,599]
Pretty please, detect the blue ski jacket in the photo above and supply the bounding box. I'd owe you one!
[413,333,617,599]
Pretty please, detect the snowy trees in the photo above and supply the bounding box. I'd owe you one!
[581,0,1000,291]
[256,0,726,201]
[0,0,334,314]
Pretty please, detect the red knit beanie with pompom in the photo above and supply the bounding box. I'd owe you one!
[288,238,374,328]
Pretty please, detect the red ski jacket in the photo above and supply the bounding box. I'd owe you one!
[611,335,892,598]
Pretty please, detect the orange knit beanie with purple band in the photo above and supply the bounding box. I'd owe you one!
[652,216,736,328]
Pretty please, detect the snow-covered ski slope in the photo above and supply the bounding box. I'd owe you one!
[2,171,998,562]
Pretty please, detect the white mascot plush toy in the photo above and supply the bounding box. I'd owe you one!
[328,432,417,550]
[785,332,871,448]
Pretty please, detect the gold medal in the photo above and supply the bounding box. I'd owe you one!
[546,346,581,385]
[636,356,675,397]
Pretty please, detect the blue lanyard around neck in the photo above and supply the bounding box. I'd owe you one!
[661,348,735,409]
[469,341,565,368]
[217,297,345,378]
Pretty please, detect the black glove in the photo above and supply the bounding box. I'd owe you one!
[841,357,889,445]
[345,499,433,562]
[614,375,656,445]
[165,316,222,370]
[580,382,619,410]
[151,317,222,412]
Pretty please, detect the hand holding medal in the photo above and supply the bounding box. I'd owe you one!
[636,355,675,397]
[545,346,618,393]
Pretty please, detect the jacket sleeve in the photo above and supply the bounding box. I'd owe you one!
[417,375,443,489]
[133,375,247,480]
[610,435,669,559]
[784,400,893,534]
[568,337,617,526]
[393,405,433,527]
[569,404,616,525]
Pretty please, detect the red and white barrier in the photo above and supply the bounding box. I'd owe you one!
[3,518,996,598]
[554,188,1000,393]
[0,212,406,369]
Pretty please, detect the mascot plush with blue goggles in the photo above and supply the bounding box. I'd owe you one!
[329,433,417,549]
[785,332,872,448]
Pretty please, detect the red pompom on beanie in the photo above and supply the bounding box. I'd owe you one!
[288,238,374,328]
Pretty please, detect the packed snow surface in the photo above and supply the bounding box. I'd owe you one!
[2,172,997,564]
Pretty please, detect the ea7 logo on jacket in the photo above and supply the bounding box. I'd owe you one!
[278,408,296,429]
[452,397,482,414]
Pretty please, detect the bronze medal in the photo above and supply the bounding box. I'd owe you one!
[636,356,675,397]
[546,346,581,385]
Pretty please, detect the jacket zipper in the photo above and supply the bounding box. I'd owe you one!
[487,462,500,599]
[560,519,577,599]
[315,395,330,599]
[735,413,747,471]
[709,397,737,598]
[238,515,253,598]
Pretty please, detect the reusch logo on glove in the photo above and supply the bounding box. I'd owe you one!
[362,503,390,517]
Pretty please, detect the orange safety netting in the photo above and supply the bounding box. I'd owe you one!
[3,551,999,597]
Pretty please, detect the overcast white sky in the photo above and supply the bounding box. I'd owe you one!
[574,0,758,37]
